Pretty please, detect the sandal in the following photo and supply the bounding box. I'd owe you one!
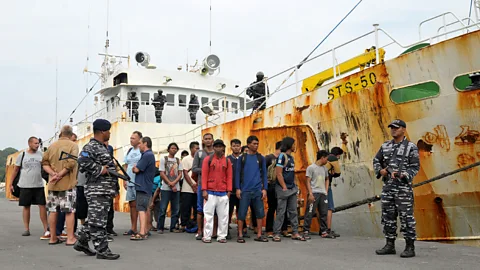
[218,239,227,243]
[202,238,212,243]
[237,237,245,243]
[49,238,64,245]
[123,229,136,236]
[254,235,269,242]
[303,231,311,240]
[273,235,282,242]
[130,233,146,240]
[291,234,306,241]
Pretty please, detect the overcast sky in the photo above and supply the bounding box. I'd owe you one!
[0,0,475,150]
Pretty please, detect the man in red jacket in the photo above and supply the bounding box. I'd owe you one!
[201,139,232,243]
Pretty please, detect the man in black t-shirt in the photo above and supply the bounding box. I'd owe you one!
[265,141,288,237]
[326,147,344,238]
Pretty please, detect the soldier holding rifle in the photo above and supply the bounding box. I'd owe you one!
[373,119,420,258]
[73,119,120,260]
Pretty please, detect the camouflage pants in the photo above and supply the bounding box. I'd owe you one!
[381,181,416,240]
[252,99,266,111]
[189,112,197,124]
[155,110,163,123]
[78,193,112,252]
[130,109,138,122]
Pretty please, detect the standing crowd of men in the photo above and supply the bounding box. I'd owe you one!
[9,118,419,260]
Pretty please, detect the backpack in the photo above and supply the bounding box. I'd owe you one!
[126,147,133,156]
[239,153,264,188]
[12,152,25,198]
[267,153,288,184]
[191,150,208,181]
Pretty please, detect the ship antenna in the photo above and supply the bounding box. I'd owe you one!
[209,0,212,54]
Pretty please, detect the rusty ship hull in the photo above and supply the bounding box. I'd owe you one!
[203,30,480,242]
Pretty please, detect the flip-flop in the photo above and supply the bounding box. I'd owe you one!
[237,237,245,243]
[123,229,136,236]
[130,233,146,240]
[291,235,306,241]
[218,239,227,243]
[65,242,76,246]
[273,235,282,242]
[254,235,269,242]
[202,238,212,243]
[196,234,203,240]
[49,239,64,245]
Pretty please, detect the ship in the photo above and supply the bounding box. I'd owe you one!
[4,3,480,245]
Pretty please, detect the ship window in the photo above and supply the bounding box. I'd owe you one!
[141,93,150,105]
[390,81,440,104]
[201,97,209,105]
[179,94,187,107]
[113,72,128,86]
[454,72,480,92]
[232,102,238,113]
[106,100,110,112]
[212,99,219,110]
[221,100,229,110]
[166,94,175,106]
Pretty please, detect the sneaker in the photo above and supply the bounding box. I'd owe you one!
[40,231,51,240]
[107,230,118,236]
[320,232,336,239]
[107,236,114,242]
[59,233,68,239]
[266,232,274,238]
[330,230,340,237]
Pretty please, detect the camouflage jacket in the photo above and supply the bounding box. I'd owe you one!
[152,95,166,110]
[78,138,117,195]
[373,137,420,183]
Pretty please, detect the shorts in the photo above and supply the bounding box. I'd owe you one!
[126,186,136,202]
[136,191,151,212]
[18,187,46,207]
[47,189,76,213]
[327,186,334,211]
[76,186,88,219]
[197,184,203,213]
[237,190,265,221]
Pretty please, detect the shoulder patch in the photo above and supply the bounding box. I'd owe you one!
[80,151,89,157]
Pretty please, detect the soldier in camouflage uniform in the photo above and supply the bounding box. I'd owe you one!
[187,94,199,124]
[373,119,420,258]
[73,119,120,260]
[151,89,166,123]
[125,92,139,122]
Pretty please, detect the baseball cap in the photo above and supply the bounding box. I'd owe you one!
[388,119,406,128]
[213,139,226,147]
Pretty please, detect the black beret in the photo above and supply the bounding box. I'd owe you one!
[93,119,111,131]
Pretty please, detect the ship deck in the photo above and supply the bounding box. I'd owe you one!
[1,198,478,270]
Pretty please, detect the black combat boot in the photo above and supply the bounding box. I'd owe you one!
[96,249,120,260]
[400,239,415,258]
[73,240,96,256]
[375,238,396,255]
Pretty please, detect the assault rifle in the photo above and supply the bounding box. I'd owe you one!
[59,151,140,187]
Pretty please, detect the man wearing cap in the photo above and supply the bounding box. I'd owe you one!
[201,139,233,243]
[373,119,420,258]
[246,71,269,113]
[74,119,120,260]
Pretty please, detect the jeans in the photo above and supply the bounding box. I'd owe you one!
[238,190,265,221]
[273,185,299,235]
[266,185,288,233]
[158,190,180,231]
[303,193,328,233]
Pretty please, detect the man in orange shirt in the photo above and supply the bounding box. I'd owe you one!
[42,125,79,246]
[201,139,232,243]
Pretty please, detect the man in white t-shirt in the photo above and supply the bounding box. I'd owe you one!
[180,141,200,230]
[122,131,143,236]
[10,136,48,237]
[157,142,183,233]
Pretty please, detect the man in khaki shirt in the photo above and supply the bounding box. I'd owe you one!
[42,125,79,245]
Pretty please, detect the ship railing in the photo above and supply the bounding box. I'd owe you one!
[200,16,480,123]
[436,18,480,41]
[115,123,206,162]
[418,12,470,40]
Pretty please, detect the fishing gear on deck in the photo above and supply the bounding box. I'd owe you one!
[59,151,140,187]
[334,161,480,212]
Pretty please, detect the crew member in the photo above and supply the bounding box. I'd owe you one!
[188,94,200,124]
[246,71,269,113]
[373,119,420,258]
[151,90,166,123]
[125,92,139,122]
[74,119,120,260]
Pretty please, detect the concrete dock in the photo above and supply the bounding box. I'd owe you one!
[0,198,478,270]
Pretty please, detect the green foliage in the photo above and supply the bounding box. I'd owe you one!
[0,147,18,182]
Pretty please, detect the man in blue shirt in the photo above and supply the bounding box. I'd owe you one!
[272,136,306,242]
[131,137,156,240]
[235,136,268,243]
